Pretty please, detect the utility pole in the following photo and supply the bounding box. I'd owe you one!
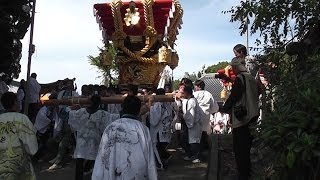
[246,0,250,55]
[24,0,36,115]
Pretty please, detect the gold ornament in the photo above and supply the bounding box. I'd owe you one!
[158,46,172,64]
[221,88,228,100]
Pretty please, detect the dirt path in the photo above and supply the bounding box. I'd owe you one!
[35,149,208,180]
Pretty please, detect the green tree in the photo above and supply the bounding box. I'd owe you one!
[205,61,229,73]
[0,0,32,81]
[172,79,180,90]
[88,43,118,86]
[225,0,320,49]
[227,0,320,179]
[183,72,198,82]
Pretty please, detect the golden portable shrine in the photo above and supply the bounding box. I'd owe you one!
[93,0,183,88]
[43,0,183,105]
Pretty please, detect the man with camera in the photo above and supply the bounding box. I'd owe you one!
[221,57,260,180]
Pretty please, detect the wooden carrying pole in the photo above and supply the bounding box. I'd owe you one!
[42,94,175,106]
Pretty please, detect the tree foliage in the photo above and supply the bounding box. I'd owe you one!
[88,43,118,86]
[0,0,32,82]
[205,61,229,73]
[172,79,180,90]
[183,72,198,82]
[227,0,320,179]
[225,0,320,48]
[257,53,320,179]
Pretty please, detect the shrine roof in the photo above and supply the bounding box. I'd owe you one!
[94,0,177,38]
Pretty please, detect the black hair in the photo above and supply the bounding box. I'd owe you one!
[127,84,138,95]
[90,95,101,109]
[121,95,141,116]
[1,92,16,110]
[31,73,37,78]
[81,85,88,88]
[49,92,58,100]
[155,88,165,95]
[233,44,247,56]
[180,78,193,88]
[194,80,205,90]
[183,85,193,96]
[19,79,26,90]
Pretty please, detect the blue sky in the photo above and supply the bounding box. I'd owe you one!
[18,0,249,90]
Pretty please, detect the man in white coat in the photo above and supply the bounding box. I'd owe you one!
[193,80,219,150]
[150,88,173,169]
[181,85,203,163]
[68,95,119,180]
[92,95,157,180]
[27,73,41,123]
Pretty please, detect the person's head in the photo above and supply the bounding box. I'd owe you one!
[127,84,138,96]
[31,73,37,79]
[180,78,193,88]
[164,85,171,93]
[107,86,116,96]
[48,93,58,111]
[182,85,193,99]
[1,92,18,111]
[19,79,26,88]
[194,80,205,91]
[90,94,101,110]
[93,85,100,95]
[99,85,107,96]
[230,57,247,75]
[155,88,165,95]
[64,80,74,91]
[81,85,89,96]
[233,44,247,58]
[88,84,94,95]
[49,92,58,100]
[121,95,141,116]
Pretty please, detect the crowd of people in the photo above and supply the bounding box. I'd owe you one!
[0,44,262,180]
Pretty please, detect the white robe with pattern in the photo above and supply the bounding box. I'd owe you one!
[68,109,119,160]
[92,118,157,180]
[34,106,52,134]
[0,112,38,180]
[149,102,173,143]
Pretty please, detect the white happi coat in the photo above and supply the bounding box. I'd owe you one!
[34,106,52,134]
[107,104,121,114]
[0,112,38,180]
[194,90,219,133]
[150,102,173,143]
[68,108,119,160]
[182,97,203,144]
[28,77,41,103]
[92,117,157,180]
[16,88,25,112]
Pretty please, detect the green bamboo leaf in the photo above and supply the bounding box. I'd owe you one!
[286,151,296,168]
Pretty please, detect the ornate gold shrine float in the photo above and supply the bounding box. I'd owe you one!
[93,0,183,89]
[43,0,183,106]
